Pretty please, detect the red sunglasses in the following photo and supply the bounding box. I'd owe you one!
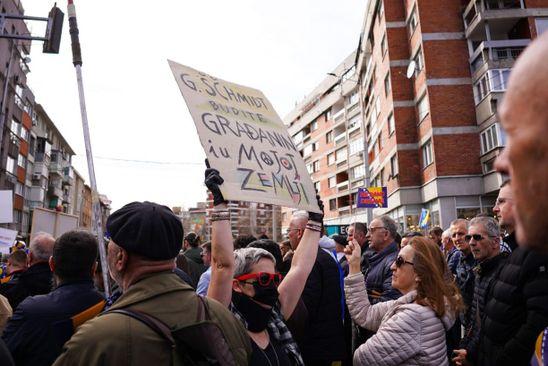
[235,272,283,287]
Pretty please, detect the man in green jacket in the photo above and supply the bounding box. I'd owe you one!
[54,201,251,366]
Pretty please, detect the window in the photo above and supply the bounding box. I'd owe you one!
[347,90,359,106]
[417,94,429,122]
[408,6,417,35]
[327,153,335,166]
[19,126,29,141]
[303,144,313,157]
[390,154,399,177]
[17,154,26,168]
[349,139,363,155]
[310,120,318,132]
[474,69,511,104]
[326,131,333,143]
[325,109,332,121]
[375,96,381,118]
[313,160,320,172]
[314,181,321,192]
[12,209,22,224]
[413,47,424,72]
[483,157,496,173]
[348,115,361,131]
[10,118,20,134]
[14,183,23,196]
[380,168,385,186]
[377,133,383,150]
[422,139,434,167]
[352,165,366,179]
[384,73,391,97]
[335,148,347,162]
[292,131,304,145]
[480,123,504,154]
[6,156,16,174]
[328,176,336,188]
[536,18,548,35]
[306,163,313,174]
[388,113,395,135]
[378,0,384,18]
[381,33,387,56]
[329,199,336,211]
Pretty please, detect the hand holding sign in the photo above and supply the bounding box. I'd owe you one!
[204,159,227,206]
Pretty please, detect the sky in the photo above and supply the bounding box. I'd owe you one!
[23,0,366,211]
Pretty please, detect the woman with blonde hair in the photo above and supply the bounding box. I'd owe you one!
[345,236,462,365]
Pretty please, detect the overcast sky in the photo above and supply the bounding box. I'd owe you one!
[23,0,365,210]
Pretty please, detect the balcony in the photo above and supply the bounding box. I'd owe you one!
[334,132,346,145]
[49,161,63,176]
[470,39,529,80]
[333,108,345,124]
[48,184,63,199]
[337,180,350,192]
[63,192,72,204]
[34,162,49,178]
[463,0,548,40]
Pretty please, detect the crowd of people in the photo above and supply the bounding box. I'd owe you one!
[0,29,546,366]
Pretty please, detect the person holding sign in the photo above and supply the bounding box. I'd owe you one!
[205,165,323,366]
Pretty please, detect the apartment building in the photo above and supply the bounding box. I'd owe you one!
[284,0,548,233]
[0,0,33,235]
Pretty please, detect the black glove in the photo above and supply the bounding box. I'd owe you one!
[308,194,324,223]
[204,159,226,206]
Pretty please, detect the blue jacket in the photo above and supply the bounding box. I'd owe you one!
[2,279,104,366]
[362,242,401,303]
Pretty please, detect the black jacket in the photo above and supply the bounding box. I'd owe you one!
[2,279,104,366]
[460,252,508,363]
[299,248,346,363]
[0,262,53,310]
[478,247,548,365]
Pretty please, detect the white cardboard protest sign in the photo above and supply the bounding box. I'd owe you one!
[0,227,17,254]
[30,207,79,241]
[0,190,13,223]
[169,61,320,213]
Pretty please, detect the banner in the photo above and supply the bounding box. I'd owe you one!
[169,61,320,213]
[0,190,13,223]
[356,187,388,208]
[419,208,430,229]
[0,227,17,254]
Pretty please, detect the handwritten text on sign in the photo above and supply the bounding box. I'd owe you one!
[169,61,320,213]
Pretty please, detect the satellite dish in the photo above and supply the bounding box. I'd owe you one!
[406,60,417,79]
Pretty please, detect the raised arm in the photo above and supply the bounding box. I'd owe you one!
[344,241,395,331]
[278,200,323,320]
[203,165,233,307]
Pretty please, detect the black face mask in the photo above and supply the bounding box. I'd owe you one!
[232,284,278,332]
[250,281,279,307]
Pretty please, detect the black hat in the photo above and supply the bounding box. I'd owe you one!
[106,201,183,260]
[331,234,347,246]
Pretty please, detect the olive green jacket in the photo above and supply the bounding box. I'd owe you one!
[53,272,251,366]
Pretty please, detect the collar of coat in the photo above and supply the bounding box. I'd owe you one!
[108,271,194,311]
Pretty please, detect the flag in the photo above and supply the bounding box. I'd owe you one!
[419,208,430,229]
[357,187,388,208]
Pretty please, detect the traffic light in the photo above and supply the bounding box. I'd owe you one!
[43,5,64,54]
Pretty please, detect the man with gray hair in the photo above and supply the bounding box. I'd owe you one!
[0,233,54,309]
[453,216,509,365]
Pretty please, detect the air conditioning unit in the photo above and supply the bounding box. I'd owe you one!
[32,173,41,180]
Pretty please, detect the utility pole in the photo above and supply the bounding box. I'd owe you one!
[67,0,110,298]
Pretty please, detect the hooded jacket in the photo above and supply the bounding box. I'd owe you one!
[345,272,455,365]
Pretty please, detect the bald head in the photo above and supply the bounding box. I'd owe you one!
[495,32,548,252]
[29,232,55,265]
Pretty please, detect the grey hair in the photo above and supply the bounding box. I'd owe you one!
[291,210,309,229]
[450,218,469,229]
[30,232,55,261]
[470,216,500,239]
[442,229,452,239]
[233,247,276,278]
[377,215,399,240]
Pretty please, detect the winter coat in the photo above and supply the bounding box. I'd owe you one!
[2,279,104,366]
[478,247,548,366]
[53,271,251,366]
[460,252,508,363]
[299,248,346,364]
[0,262,52,309]
[345,272,455,366]
[455,252,476,328]
[362,242,401,303]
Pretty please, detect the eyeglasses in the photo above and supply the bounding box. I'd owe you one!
[395,255,414,268]
[465,234,491,241]
[369,226,386,233]
[235,272,283,287]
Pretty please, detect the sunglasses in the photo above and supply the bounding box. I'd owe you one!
[465,234,489,241]
[395,255,414,268]
[235,272,283,287]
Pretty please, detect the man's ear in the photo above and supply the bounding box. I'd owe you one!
[49,256,55,273]
[232,279,243,293]
[116,247,129,271]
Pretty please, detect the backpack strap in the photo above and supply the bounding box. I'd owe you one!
[108,308,176,350]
